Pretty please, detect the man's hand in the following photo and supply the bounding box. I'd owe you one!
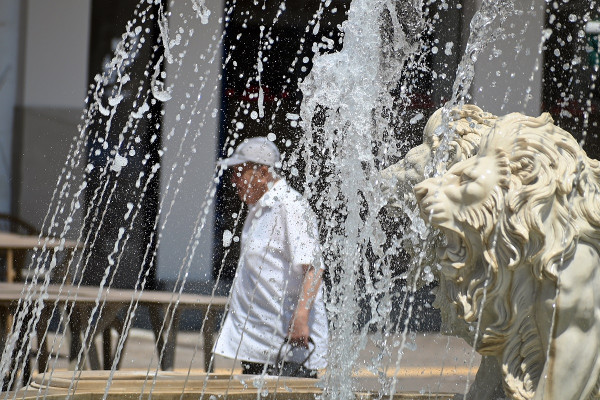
[288,311,310,348]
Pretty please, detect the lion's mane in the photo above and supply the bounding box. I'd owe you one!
[443,112,600,399]
[427,104,497,165]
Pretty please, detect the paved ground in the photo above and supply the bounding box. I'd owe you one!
[33,329,481,396]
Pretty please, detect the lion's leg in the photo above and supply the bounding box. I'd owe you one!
[533,244,600,400]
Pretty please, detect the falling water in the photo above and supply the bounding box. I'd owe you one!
[296,1,429,397]
[1,0,600,399]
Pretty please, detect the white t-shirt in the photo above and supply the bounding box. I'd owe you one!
[213,179,328,370]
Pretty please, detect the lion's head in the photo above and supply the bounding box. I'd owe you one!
[414,110,600,396]
[380,104,498,211]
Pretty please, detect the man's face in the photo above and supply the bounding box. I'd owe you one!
[231,163,267,204]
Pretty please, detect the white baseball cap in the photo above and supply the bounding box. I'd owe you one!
[218,137,281,168]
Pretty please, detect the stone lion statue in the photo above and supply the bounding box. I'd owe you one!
[414,111,600,400]
[381,105,507,399]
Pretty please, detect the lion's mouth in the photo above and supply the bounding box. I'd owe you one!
[437,228,467,271]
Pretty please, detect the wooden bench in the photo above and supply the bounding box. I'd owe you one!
[0,232,81,283]
[0,282,227,374]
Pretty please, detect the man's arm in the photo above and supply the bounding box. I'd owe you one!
[288,264,323,348]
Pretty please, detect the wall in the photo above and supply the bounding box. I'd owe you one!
[9,0,547,282]
[157,0,224,283]
[462,0,545,116]
[13,0,91,235]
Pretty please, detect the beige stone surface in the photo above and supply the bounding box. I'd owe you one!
[14,329,478,398]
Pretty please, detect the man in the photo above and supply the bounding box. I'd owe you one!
[213,137,328,377]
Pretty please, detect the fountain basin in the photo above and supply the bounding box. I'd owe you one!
[11,371,456,399]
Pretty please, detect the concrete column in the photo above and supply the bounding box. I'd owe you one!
[158,0,225,283]
[21,0,91,109]
[0,0,21,214]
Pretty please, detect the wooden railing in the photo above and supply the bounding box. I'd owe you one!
[0,282,227,375]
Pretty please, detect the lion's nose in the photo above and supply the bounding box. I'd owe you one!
[414,182,429,203]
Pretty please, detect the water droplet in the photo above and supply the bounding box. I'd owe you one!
[410,113,424,124]
[444,42,454,56]
[223,230,233,247]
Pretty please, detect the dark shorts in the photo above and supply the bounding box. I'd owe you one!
[241,361,318,378]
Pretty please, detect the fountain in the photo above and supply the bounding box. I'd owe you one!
[1,0,600,399]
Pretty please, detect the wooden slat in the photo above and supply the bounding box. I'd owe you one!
[0,232,81,250]
[0,282,227,309]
